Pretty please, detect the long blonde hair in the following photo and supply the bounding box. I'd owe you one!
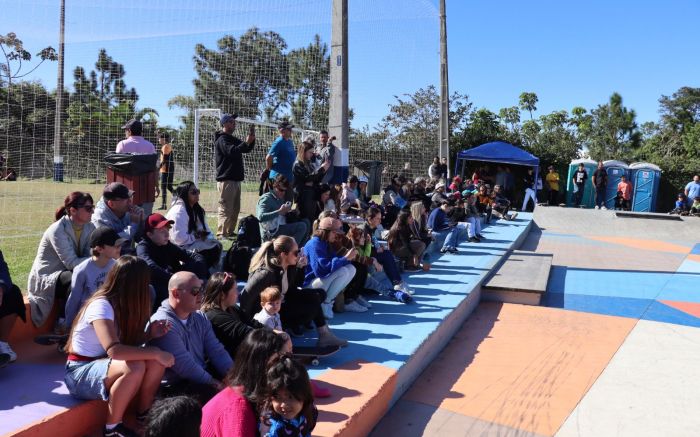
[248,236,297,273]
[67,256,152,352]
[410,201,425,231]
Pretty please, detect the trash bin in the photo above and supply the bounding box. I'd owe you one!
[566,158,597,207]
[354,160,384,195]
[603,160,629,209]
[53,156,64,182]
[629,162,661,212]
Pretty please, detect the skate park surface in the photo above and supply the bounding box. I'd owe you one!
[3,208,700,436]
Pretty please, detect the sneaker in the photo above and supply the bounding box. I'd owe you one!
[388,290,412,304]
[104,423,139,437]
[0,341,17,363]
[468,236,479,243]
[317,331,348,348]
[595,205,600,210]
[395,282,415,295]
[601,206,607,210]
[345,300,368,313]
[321,302,334,319]
[440,248,448,254]
[448,247,459,253]
[509,212,518,220]
[355,295,372,308]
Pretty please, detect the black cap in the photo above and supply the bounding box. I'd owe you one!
[278,120,294,130]
[89,227,127,248]
[103,182,133,200]
[220,113,238,125]
[121,119,142,131]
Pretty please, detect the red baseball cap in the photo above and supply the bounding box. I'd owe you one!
[145,213,174,233]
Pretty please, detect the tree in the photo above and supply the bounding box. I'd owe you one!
[0,32,57,86]
[519,92,538,120]
[287,35,330,130]
[578,93,640,161]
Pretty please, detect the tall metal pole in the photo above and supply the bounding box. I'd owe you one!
[328,0,349,184]
[439,0,450,178]
[53,0,65,182]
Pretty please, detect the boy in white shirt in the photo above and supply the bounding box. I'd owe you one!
[65,227,124,327]
[253,286,283,330]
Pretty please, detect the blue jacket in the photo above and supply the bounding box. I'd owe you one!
[302,236,349,287]
[427,208,450,232]
[149,300,233,385]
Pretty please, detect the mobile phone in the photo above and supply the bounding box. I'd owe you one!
[284,201,292,208]
[248,125,255,135]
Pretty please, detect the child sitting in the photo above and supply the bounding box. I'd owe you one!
[64,227,124,327]
[614,190,624,210]
[691,196,700,215]
[261,355,318,437]
[669,193,689,215]
[254,286,283,330]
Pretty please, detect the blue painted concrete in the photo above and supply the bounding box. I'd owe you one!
[301,214,533,378]
[547,266,674,299]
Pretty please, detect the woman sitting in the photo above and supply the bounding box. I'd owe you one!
[315,184,335,218]
[202,272,265,359]
[240,236,347,348]
[363,207,414,294]
[293,141,331,222]
[28,192,96,329]
[340,175,362,214]
[64,256,174,437]
[387,210,426,272]
[201,329,287,437]
[167,181,222,269]
[302,218,357,320]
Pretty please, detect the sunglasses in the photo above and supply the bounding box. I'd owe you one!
[79,204,95,212]
[189,189,200,195]
[290,249,300,256]
[179,286,202,297]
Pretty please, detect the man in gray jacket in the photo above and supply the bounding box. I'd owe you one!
[148,271,232,402]
[92,182,144,254]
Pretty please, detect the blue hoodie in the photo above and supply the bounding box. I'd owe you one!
[149,299,233,385]
[302,236,349,287]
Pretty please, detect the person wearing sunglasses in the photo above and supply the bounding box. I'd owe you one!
[256,174,309,246]
[27,191,97,330]
[149,271,233,404]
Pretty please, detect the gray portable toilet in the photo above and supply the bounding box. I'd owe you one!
[629,162,661,212]
[603,160,630,209]
[566,158,597,207]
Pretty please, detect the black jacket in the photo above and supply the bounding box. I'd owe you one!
[214,131,254,182]
[239,265,304,318]
[203,306,264,360]
[136,238,208,293]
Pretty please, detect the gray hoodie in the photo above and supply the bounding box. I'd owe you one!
[149,299,233,385]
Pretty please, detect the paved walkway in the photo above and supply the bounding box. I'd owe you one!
[373,208,700,436]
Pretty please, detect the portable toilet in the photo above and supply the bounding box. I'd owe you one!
[629,162,661,212]
[603,160,630,209]
[566,158,597,207]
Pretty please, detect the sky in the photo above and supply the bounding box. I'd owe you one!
[2,0,700,130]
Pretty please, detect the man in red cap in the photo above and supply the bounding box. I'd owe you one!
[137,213,208,309]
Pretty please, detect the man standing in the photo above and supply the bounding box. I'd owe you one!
[438,157,448,180]
[92,182,143,254]
[592,161,608,210]
[115,119,158,216]
[317,130,338,184]
[572,163,588,207]
[214,113,255,240]
[684,175,700,209]
[545,166,560,206]
[266,121,296,201]
[149,271,233,403]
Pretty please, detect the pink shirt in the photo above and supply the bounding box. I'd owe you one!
[115,136,156,154]
[201,386,257,437]
[618,181,632,200]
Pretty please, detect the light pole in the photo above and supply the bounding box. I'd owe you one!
[439,0,450,178]
[53,0,65,182]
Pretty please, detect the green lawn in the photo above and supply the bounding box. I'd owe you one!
[0,179,260,293]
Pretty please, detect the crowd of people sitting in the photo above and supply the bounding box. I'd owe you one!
[0,116,526,437]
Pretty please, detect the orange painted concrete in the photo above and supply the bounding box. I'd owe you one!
[688,254,700,263]
[312,361,397,437]
[403,302,637,436]
[9,400,106,437]
[8,299,56,344]
[659,300,700,319]
[586,236,690,255]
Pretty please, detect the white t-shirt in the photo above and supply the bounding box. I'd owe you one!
[70,298,114,357]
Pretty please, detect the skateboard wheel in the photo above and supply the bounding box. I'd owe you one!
[311,359,320,366]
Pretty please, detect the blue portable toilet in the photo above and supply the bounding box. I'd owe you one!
[566,158,597,207]
[629,162,661,212]
[603,160,629,209]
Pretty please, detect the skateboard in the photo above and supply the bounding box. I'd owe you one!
[293,345,341,366]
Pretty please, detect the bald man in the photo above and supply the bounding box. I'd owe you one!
[148,271,232,403]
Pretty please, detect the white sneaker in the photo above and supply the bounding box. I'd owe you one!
[594,205,600,210]
[0,341,17,362]
[345,300,369,312]
[321,302,334,319]
[355,295,372,308]
[601,206,607,210]
[395,282,415,295]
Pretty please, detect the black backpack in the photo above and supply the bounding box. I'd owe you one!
[236,215,262,248]
[223,243,253,280]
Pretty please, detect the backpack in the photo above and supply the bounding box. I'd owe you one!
[236,215,262,248]
[223,243,253,280]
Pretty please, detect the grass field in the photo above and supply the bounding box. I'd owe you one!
[0,179,261,292]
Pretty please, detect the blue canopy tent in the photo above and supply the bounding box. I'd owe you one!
[454,141,540,190]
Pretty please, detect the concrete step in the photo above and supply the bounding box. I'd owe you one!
[482,250,553,305]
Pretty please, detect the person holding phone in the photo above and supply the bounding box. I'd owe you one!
[214,113,255,240]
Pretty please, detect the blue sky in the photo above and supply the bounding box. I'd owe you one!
[2,0,699,129]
